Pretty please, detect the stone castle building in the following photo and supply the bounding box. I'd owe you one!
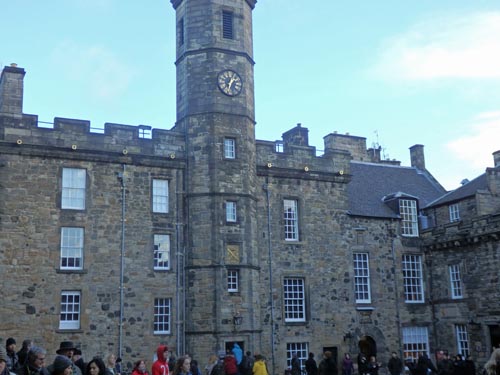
[1,0,499,373]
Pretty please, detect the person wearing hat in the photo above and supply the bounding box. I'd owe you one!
[16,346,49,375]
[48,342,81,375]
[50,356,73,375]
[5,338,19,372]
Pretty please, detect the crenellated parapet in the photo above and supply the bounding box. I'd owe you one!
[256,124,352,182]
[0,114,186,161]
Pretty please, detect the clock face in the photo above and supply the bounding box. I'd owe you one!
[217,69,243,96]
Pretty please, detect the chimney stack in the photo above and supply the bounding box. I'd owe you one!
[410,144,426,170]
[493,150,500,168]
[0,64,26,115]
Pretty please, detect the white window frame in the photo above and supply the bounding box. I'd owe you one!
[402,326,429,360]
[353,253,371,303]
[283,277,306,322]
[400,199,419,237]
[402,254,424,303]
[449,204,460,223]
[286,342,308,370]
[62,168,86,210]
[227,269,239,292]
[284,199,299,241]
[60,227,84,270]
[455,324,470,357]
[449,264,463,299]
[154,234,170,270]
[59,291,81,330]
[154,298,172,334]
[226,201,237,223]
[152,179,169,213]
[224,138,236,159]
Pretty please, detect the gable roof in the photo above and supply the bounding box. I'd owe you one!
[425,173,487,208]
[347,161,447,218]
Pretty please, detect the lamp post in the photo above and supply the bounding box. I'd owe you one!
[233,312,243,327]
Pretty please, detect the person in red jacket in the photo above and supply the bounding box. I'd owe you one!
[152,345,169,375]
[224,353,238,375]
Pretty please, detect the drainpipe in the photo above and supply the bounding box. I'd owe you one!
[118,164,126,361]
[390,226,403,355]
[176,167,185,354]
[263,181,276,375]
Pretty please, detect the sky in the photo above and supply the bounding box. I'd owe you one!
[1,1,500,191]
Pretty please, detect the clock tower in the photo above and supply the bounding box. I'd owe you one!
[170,0,260,357]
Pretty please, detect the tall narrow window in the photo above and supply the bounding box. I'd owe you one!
[353,253,371,303]
[455,324,470,357]
[178,17,185,46]
[449,204,460,223]
[154,298,171,334]
[402,255,424,303]
[402,327,429,360]
[283,277,306,322]
[449,264,463,299]
[59,291,81,330]
[284,199,299,241]
[286,343,308,370]
[152,179,169,213]
[62,168,86,209]
[60,227,84,270]
[222,11,234,39]
[400,199,419,237]
[227,269,239,292]
[224,138,236,159]
[226,201,237,222]
[154,234,170,270]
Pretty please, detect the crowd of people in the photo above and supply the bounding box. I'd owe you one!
[2,338,500,375]
[0,340,267,375]
[0,338,123,375]
[300,349,500,375]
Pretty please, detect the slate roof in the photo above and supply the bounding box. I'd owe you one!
[347,161,447,218]
[425,173,487,208]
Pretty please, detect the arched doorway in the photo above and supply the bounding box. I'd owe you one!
[358,336,377,358]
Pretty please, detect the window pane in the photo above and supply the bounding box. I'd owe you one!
[286,343,308,370]
[62,168,86,210]
[153,179,169,213]
[60,227,83,270]
[154,234,170,270]
[456,324,470,357]
[284,278,305,322]
[284,199,299,241]
[400,199,418,237]
[226,201,237,222]
[59,291,81,330]
[403,255,424,302]
[449,264,463,299]
[403,327,429,360]
[354,253,371,303]
[154,298,171,334]
[449,204,460,222]
[228,269,239,292]
[224,138,236,159]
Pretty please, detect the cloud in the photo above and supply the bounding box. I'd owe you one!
[446,112,500,169]
[49,40,135,101]
[371,11,500,81]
